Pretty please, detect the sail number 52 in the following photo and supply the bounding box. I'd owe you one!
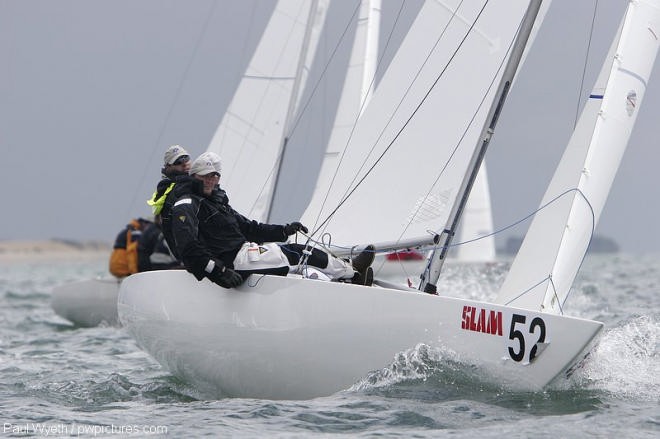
[508,314,546,362]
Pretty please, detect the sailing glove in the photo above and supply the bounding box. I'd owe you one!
[284,222,308,236]
[206,259,244,288]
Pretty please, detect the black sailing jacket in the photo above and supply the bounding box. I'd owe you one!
[166,177,287,280]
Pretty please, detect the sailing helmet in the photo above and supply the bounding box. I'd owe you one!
[189,152,222,176]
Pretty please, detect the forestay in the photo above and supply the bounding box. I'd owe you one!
[495,0,660,313]
[301,0,546,253]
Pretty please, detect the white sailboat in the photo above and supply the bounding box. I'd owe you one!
[118,0,659,400]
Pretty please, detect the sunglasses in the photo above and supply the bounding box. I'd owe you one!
[172,155,190,166]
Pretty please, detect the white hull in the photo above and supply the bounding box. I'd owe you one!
[118,270,602,400]
[51,278,120,327]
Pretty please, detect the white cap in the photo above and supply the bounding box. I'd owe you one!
[190,152,222,176]
[163,144,190,165]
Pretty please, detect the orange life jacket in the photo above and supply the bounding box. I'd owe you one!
[109,219,145,277]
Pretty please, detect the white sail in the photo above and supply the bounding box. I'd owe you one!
[302,0,381,230]
[301,0,547,253]
[206,0,329,222]
[456,164,496,262]
[496,0,660,313]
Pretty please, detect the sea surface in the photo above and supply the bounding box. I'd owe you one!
[0,253,658,438]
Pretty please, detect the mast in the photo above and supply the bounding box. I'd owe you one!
[266,0,322,222]
[419,0,543,294]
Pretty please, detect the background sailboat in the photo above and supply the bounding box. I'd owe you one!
[51,277,120,327]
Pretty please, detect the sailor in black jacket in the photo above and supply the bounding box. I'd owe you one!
[147,144,192,258]
[168,152,374,288]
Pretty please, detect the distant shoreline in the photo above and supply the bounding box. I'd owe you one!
[0,239,110,261]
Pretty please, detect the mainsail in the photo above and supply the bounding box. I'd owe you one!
[301,0,548,253]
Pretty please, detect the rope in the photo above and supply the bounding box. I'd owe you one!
[503,276,551,307]
[496,187,595,315]
[451,187,596,253]
[247,274,267,288]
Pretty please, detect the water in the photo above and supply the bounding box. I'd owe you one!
[0,253,658,438]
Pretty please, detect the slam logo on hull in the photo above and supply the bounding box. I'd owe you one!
[461,306,503,336]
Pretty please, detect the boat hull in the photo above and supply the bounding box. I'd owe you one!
[118,270,602,399]
[51,278,120,327]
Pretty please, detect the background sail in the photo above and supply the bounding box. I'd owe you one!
[301,0,544,251]
[303,0,381,234]
[206,0,328,221]
[495,0,660,313]
[456,164,496,262]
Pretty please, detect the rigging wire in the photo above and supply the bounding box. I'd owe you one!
[309,0,487,238]
[286,1,363,140]
[244,0,364,219]
[306,0,414,235]
[127,0,220,219]
[376,186,596,304]
[395,1,523,248]
[573,0,600,129]
[217,1,322,219]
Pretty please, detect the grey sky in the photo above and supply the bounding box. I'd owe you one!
[1,0,657,253]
